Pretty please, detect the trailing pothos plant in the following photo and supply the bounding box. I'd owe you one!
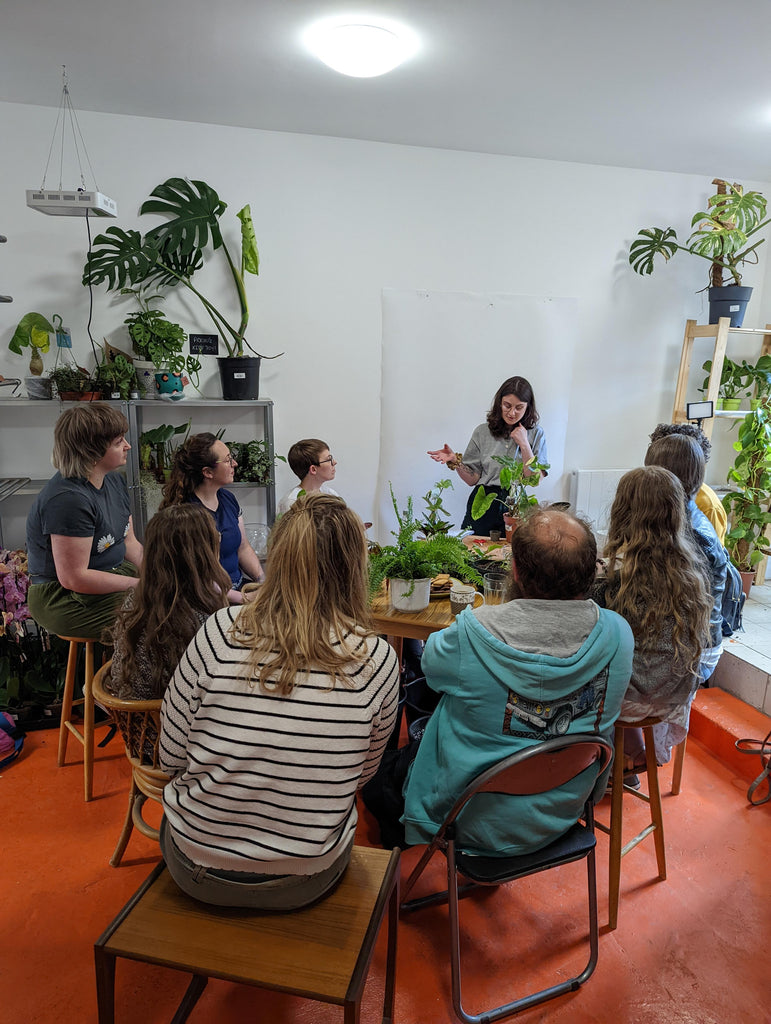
[83,178,282,361]
[722,408,771,572]
[471,454,549,523]
[368,484,482,597]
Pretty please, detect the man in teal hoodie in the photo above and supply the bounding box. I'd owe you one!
[402,507,634,856]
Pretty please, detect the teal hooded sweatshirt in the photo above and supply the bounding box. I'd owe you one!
[402,599,634,855]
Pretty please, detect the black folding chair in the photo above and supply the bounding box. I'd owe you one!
[400,733,613,1023]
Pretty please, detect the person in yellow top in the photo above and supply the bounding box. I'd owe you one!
[648,423,727,543]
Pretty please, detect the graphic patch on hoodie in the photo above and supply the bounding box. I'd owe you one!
[502,664,609,738]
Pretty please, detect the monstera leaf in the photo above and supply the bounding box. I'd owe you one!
[628,226,679,276]
[83,227,164,290]
[141,178,227,256]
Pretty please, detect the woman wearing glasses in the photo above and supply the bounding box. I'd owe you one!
[161,433,264,603]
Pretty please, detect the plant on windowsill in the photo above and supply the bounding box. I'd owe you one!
[628,178,770,326]
[722,408,771,577]
[82,178,283,399]
[368,484,482,611]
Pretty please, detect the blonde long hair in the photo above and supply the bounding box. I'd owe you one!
[229,493,373,693]
[602,466,711,674]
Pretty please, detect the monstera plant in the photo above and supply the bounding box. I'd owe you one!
[82,178,281,362]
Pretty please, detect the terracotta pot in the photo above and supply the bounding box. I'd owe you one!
[739,570,755,598]
[503,513,520,540]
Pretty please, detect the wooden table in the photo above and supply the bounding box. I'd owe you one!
[370,589,482,662]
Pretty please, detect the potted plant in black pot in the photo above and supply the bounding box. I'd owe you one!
[83,178,282,400]
[628,178,770,327]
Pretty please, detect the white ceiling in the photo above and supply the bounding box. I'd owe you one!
[3,0,771,181]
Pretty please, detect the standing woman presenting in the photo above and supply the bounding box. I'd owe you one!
[160,432,264,604]
[428,376,548,536]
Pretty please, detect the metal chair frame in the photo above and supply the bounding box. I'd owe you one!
[400,734,613,1024]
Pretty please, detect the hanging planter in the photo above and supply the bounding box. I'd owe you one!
[218,356,261,401]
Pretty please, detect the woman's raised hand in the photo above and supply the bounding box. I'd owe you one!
[509,424,528,448]
[427,443,455,464]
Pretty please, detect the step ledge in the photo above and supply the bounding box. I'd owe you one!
[690,687,771,784]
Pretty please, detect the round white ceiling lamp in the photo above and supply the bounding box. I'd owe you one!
[304,18,419,78]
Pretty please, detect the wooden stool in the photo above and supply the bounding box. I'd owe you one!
[598,717,667,931]
[671,735,687,796]
[95,847,400,1024]
[57,635,98,802]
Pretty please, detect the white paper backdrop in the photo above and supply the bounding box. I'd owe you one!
[376,289,578,542]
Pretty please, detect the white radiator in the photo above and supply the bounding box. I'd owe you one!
[569,469,625,535]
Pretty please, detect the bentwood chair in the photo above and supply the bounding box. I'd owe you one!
[91,660,170,866]
[400,734,613,1024]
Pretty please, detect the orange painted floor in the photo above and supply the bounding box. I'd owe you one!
[3,708,771,1024]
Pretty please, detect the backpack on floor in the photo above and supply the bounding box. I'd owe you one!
[0,711,24,769]
[721,557,746,637]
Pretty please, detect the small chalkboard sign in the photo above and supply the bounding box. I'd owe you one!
[189,334,219,355]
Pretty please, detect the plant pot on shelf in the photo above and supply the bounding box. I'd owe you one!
[709,286,753,328]
[720,398,743,411]
[133,359,158,399]
[154,371,187,401]
[389,577,431,613]
[218,356,260,401]
[24,376,52,399]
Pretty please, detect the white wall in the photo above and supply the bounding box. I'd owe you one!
[2,98,770,546]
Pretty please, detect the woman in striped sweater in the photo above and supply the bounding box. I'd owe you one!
[159,493,400,910]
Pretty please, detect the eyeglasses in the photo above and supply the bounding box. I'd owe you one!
[213,455,237,466]
[315,455,335,465]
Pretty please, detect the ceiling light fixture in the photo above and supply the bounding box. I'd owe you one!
[304,17,419,78]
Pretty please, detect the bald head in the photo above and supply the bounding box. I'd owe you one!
[511,508,597,600]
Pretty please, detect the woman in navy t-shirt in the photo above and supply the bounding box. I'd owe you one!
[161,433,265,604]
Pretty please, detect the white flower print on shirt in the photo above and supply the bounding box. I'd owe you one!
[97,534,116,553]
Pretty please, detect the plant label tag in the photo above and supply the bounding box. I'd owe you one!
[730,305,740,312]
[189,334,219,355]
[234,372,246,379]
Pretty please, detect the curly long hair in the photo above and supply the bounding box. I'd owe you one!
[229,493,373,694]
[159,432,218,507]
[486,376,539,438]
[602,466,711,674]
[649,422,712,462]
[110,505,231,698]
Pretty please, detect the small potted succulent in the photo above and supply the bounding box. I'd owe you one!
[629,179,770,327]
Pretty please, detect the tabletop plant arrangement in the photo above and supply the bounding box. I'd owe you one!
[369,484,482,611]
[471,454,549,525]
[722,407,771,577]
[628,178,770,327]
[82,177,282,399]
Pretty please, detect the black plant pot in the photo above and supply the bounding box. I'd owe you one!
[218,356,261,401]
[708,286,753,328]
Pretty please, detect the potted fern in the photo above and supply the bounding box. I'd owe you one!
[629,178,770,327]
[369,485,482,611]
[83,178,282,399]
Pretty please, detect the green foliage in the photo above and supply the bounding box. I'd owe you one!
[368,484,482,595]
[48,364,94,396]
[629,179,770,288]
[94,352,137,400]
[139,421,190,478]
[83,178,280,360]
[9,312,56,375]
[722,408,771,571]
[419,478,454,537]
[699,356,750,401]
[471,455,549,522]
[741,354,771,401]
[227,439,286,484]
[122,288,200,388]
